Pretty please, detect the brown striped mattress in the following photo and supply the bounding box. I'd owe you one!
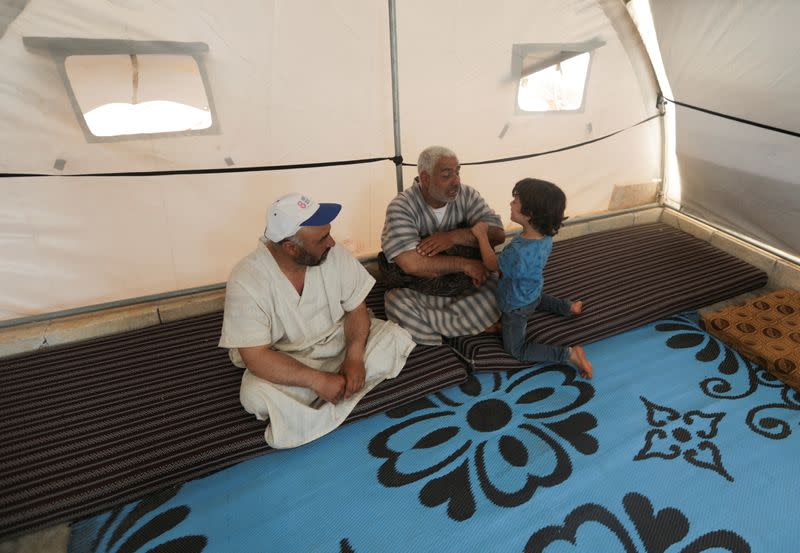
[449,223,768,371]
[0,308,467,540]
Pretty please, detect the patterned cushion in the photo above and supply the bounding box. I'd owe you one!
[449,223,768,372]
[700,288,800,391]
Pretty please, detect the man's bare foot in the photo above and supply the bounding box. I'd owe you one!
[483,320,502,334]
[569,345,593,379]
[570,300,583,316]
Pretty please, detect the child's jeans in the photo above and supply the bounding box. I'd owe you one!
[501,293,572,363]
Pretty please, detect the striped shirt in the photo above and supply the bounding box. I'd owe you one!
[381,179,503,261]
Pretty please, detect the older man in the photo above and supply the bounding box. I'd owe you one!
[219,193,415,448]
[380,146,505,345]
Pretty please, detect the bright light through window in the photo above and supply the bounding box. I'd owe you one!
[84,101,211,137]
[517,52,591,112]
[65,53,213,138]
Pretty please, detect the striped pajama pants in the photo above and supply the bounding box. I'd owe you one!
[384,276,501,345]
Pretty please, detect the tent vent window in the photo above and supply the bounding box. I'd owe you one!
[512,41,603,113]
[64,54,212,138]
[518,52,590,112]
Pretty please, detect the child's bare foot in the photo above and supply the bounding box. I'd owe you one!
[483,319,502,334]
[570,300,583,316]
[569,345,593,378]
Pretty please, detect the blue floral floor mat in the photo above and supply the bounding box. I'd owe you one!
[68,313,800,553]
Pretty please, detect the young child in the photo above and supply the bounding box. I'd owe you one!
[471,178,593,378]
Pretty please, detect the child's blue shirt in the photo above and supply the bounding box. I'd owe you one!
[496,234,553,312]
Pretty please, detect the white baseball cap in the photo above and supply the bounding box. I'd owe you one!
[264,193,342,242]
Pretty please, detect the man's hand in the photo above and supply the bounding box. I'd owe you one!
[312,372,347,404]
[463,258,489,287]
[416,231,457,257]
[340,358,367,399]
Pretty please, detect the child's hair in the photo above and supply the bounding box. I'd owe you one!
[512,178,567,236]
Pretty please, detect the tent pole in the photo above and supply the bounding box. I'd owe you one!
[0,283,226,330]
[388,0,403,193]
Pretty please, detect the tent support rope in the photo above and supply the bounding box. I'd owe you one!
[402,113,664,167]
[664,97,800,139]
[0,114,662,178]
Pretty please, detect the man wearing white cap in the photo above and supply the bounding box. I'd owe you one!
[219,193,415,448]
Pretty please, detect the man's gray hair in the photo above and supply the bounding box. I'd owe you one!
[417,145,457,177]
[280,234,304,247]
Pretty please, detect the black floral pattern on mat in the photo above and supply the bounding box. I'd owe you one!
[368,365,596,521]
[635,396,733,481]
[525,492,750,552]
[339,538,355,553]
[656,314,800,440]
[87,486,206,553]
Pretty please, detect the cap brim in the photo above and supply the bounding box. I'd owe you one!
[300,203,341,227]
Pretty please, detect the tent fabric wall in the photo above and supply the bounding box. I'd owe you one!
[0,0,396,172]
[0,165,398,321]
[396,0,661,217]
[0,0,397,321]
[650,0,800,259]
[0,0,662,322]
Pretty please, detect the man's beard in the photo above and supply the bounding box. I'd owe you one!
[434,186,459,204]
[294,246,330,267]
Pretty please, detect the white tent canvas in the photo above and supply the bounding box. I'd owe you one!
[0,0,673,323]
[0,0,797,328]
